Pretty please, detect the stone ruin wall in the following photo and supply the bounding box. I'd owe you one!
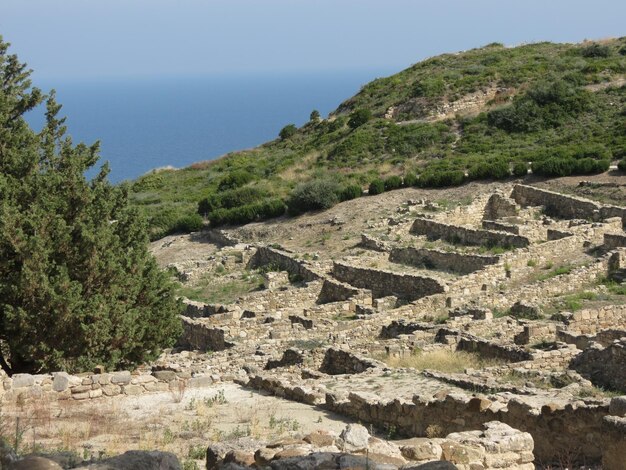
[332,261,446,301]
[511,184,626,226]
[410,218,530,248]
[389,246,499,274]
[248,246,322,282]
[605,232,626,249]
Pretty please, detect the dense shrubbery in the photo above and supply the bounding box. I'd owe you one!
[209,198,286,226]
[198,186,268,215]
[532,157,610,177]
[175,213,204,232]
[403,172,418,187]
[348,109,373,129]
[418,169,466,188]
[512,161,528,177]
[618,158,626,172]
[581,43,612,58]
[279,123,297,140]
[218,169,254,191]
[487,80,590,132]
[384,175,403,191]
[467,158,510,180]
[412,78,446,98]
[287,178,340,215]
[368,178,385,195]
[339,184,363,201]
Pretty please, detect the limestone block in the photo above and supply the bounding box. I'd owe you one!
[338,423,370,452]
[52,372,71,392]
[123,385,143,395]
[110,371,131,385]
[102,384,121,396]
[12,374,34,388]
[608,396,626,417]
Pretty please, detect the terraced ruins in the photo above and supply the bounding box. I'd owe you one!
[3,178,626,469]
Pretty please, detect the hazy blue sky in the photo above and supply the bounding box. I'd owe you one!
[1,0,625,80]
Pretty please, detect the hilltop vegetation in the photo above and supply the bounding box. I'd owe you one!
[129,39,626,239]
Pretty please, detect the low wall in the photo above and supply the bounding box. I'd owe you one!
[481,220,520,234]
[570,339,626,392]
[317,279,371,305]
[564,305,626,335]
[178,317,233,352]
[201,229,240,247]
[359,234,391,252]
[182,299,230,318]
[245,373,611,465]
[332,261,446,301]
[605,233,626,249]
[248,246,321,282]
[390,247,499,275]
[511,184,626,226]
[319,348,384,375]
[410,218,530,248]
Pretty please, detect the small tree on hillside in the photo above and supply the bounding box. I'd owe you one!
[348,109,372,129]
[0,38,182,375]
[279,124,297,140]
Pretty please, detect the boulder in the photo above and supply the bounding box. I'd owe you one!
[338,424,370,452]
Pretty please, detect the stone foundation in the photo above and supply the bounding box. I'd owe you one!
[410,218,530,248]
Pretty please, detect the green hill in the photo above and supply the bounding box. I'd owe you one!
[129,38,626,239]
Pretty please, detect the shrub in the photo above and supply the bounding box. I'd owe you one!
[279,124,297,140]
[581,43,612,58]
[309,109,320,122]
[403,172,418,187]
[512,161,528,177]
[348,109,372,129]
[339,184,363,202]
[175,213,204,233]
[209,198,285,227]
[368,178,385,195]
[383,175,403,191]
[573,158,610,175]
[467,158,510,180]
[287,179,340,215]
[198,187,268,215]
[411,78,446,98]
[418,169,466,188]
[532,158,575,177]
[618,158,626,172]
[217,170,253,191]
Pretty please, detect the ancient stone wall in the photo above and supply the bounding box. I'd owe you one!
[319,348,384,375]
[564,305,626,335]
[570,338,626,392]
[390,247,499,274]
[359,234,391,252]
[248,246,321,282]
[317,279,371,305]
[511,184,626,226]
[202,229,240,247]
[483,193,519,220]
[332,261,446,301]
[178,317,233,352]
[410,218,530,248]
[182,299,231,318]
[605,232,626,249]
[482,220,520,234]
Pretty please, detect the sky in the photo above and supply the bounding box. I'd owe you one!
[1,0,625,82]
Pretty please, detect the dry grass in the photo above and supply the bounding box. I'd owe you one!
[377,349,504,373]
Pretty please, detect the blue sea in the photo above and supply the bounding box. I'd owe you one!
[27,69,392,183]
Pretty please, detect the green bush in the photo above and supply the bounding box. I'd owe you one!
[573,158,610,175]
[209,198,286,227]
[581,43,612,58]
[218,170,254,191]
[512,162,528,177]
[384,175,403,191]
[403,172,418,187]
[618,158,626,172]
[198,187,268,215]
[368,178,385,195]
[412,78,446,98]
[279,124,297,140]
[287,179,340,215]
[339,184,363,202]
[532,158,575,177]
[418,169,466,188]
[348,109,372,129]
[175,213,204,233]
[467,158,510,180]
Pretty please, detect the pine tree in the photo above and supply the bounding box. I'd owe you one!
[0,37,182,375]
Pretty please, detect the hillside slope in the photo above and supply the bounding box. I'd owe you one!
[129,38,626,239]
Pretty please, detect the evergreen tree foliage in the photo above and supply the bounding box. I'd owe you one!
[0,38,182,375]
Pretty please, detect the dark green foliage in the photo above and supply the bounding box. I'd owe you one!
[209,198,285,226]
[581,43,612,58]
[339,184,363,201]
[532,158,575,177]
[618,158,626,172]
[198,186,268,215]
[403,172,418,187]
[619,46,626,56]
[467,158,510,180]
[412,78,446,97]
[348,109,372,129]
[310,109,321,122]
[287,178,340,215]
[279,124,297,140]
[0,39,182,374]
[217,169,253,191]
[418,169,466,188]
[368,178,385,195]
[512,161,528,177]
[487,80,591,132]
[384,175,403,191]
[175,213,204,232]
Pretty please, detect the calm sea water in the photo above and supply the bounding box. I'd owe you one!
[27,70,391,183]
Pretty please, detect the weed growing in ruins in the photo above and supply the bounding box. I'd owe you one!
[187,445,206,460]
[377,349,504,373]
[527,259,537,267]
[204,389,228,407]
[182,461,200,470]
[425,424,444,438]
